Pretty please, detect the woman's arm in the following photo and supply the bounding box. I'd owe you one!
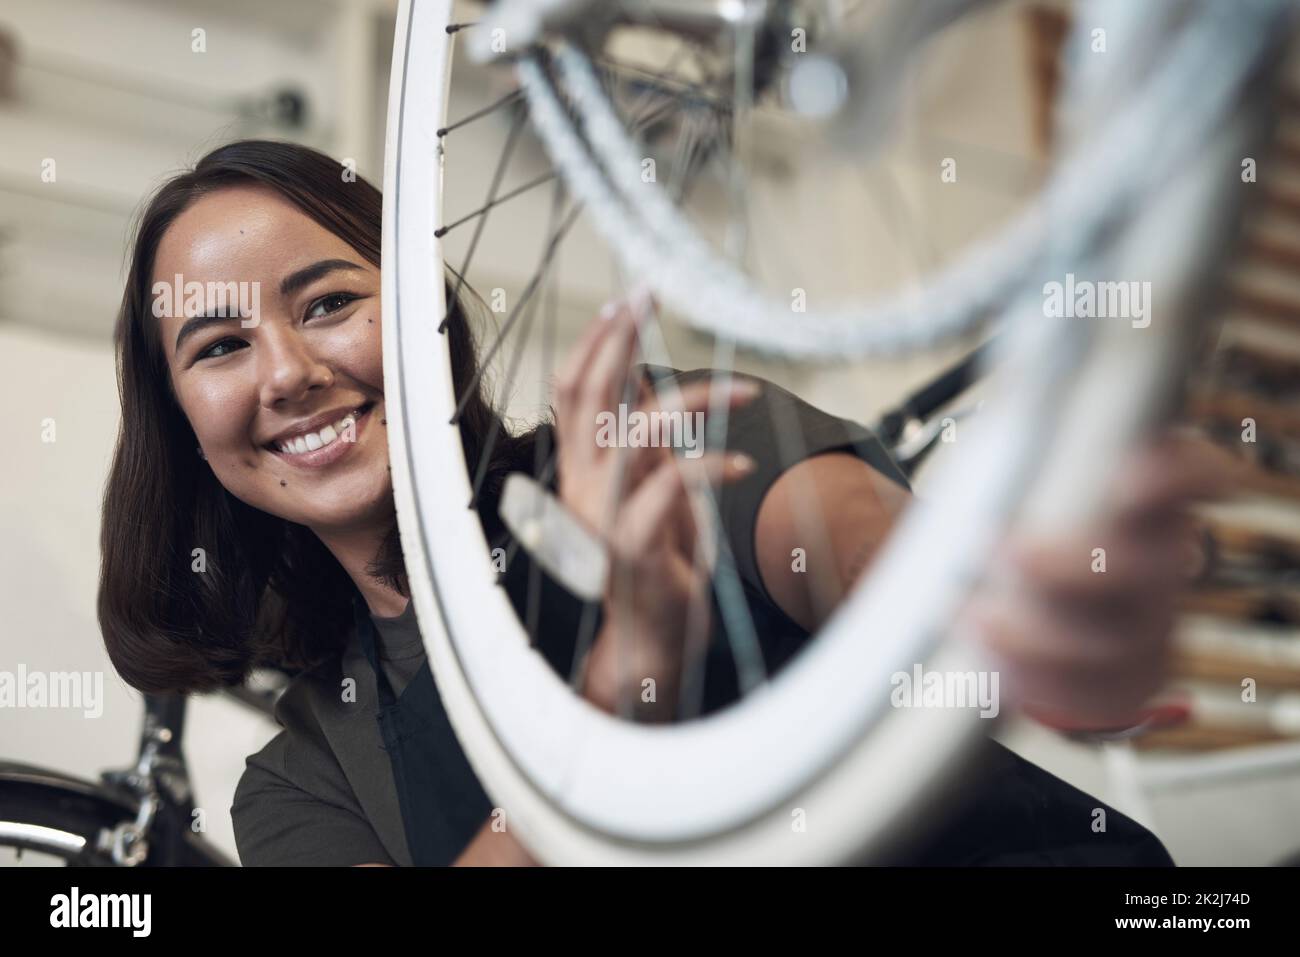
[452,819,538,866]
[752,434,1236,729]
[754,451,910,633]
[355,819,537,866]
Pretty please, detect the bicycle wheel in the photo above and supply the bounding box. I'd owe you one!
[0,763,132,865]
[382,0,1286,863]
[0,763,233,866]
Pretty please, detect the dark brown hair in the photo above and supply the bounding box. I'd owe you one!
[98,139,534,694]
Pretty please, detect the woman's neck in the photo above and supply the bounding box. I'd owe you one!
[315,521,410,619]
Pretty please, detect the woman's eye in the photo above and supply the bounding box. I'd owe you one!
[306,293,358,320]
[197,338,247,361]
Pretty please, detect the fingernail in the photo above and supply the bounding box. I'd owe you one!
[731,453,756,474]
[628,283,655,319]
[599,300,620,321]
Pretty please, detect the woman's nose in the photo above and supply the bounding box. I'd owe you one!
[257,326,334,408]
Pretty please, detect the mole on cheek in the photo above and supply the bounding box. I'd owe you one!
[280,479,287,487]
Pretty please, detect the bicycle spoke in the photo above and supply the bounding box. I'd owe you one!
[451,202,582,425]
[665,105,703,203]
[466,286,543,510]
[725,14,757,264]
[443,101,530,333]
[437,87,525,137]
[435,170,560,238]
[605,41,707,133]
[468,179,563,624]
[596,55,730,113]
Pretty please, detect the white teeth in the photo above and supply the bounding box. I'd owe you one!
[275,410,361,456]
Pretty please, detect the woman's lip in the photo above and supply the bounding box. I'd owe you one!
[268,403,373,470]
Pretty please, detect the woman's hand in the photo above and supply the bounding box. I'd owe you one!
[551,291,758,719]
[959,433,1240,730]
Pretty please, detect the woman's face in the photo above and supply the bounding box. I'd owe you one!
[154,184,391,533]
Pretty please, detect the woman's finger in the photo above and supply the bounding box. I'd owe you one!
[997,513,1204,599]
[612,376,758,491]
[560,309,640,461]
[580,294,652,412]
[614,452,756,556]
[599,378,761,496]
[1108,433,1242,521]
[960,591,1174,723]
[554,302,644,472]
[636,377,761,420]
[555,307,619,401]
[963,588,1171,668]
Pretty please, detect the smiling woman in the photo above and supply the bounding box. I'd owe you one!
[97,140,523,695]
[96,140,567,865]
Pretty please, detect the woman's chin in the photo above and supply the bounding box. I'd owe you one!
[295,487,395,533]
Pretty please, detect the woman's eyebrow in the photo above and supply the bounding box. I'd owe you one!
[174,313,238,353]
[280,258,366,297]
[171,259,367,354]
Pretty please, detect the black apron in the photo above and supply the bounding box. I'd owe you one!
[887,738,1176,866]
[353,593,491,866]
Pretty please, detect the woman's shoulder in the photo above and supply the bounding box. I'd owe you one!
[268,638,343,710]
[234,623,380,797]
[236,653,347,787]
[231,642,400,866]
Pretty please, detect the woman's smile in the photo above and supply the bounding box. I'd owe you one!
[264,400,377,470]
